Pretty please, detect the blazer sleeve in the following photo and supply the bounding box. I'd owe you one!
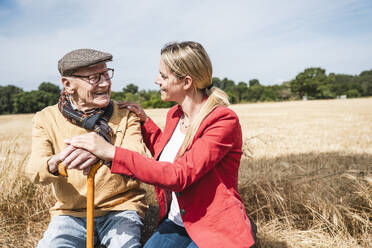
[111,109,240,192]
[140,117,162,156]
[24,113,58,185]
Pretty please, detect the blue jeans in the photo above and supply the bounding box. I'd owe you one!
[37,210,142,248]
[144,219,198,248]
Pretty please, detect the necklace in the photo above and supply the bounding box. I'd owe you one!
[180,114,190,129]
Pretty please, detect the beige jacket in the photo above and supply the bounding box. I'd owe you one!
[25,102,149,218]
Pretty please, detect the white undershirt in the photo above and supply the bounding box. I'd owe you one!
[158,120,185,227]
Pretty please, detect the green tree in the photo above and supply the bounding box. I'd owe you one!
[212,77,222,88]
[38,82,60,105]
[290,67,328,98]
[3,66,372,113]
[358,69,372,96]
[221,78,235,90]
[317,84,335,99]
[123,83,138,94]
[142,93,174,108]
[110,91,126,102]
[0,85,23,114]
[247,84,264,102]
[225,82,248,103]
[333,74,354,96]
[316,73,336,99]
[123,92,140,103]
[346,89,361,98]
[212,77,235,90]
[137,89,153,101]
[225,90,238,104]
[13,90,57,113]
[260,86,278,101]
[236,82,249,102]
[249,79,260,87]
[277,82,292,100]
[38,82,61,95]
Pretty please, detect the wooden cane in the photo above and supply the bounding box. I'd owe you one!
[58,162,68,177]
[58,161,103,248]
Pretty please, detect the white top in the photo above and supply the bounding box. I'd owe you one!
[158,120,185,227]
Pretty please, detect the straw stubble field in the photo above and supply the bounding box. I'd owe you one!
[0,98,371,247]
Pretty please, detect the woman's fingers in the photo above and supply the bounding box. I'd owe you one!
[128,105,147,122]
[65,133,115,162]
[65,134,95,151]
[117,101,134,109]
[117,102,147,122]
[68,133,102,156]
[126,104,140,114]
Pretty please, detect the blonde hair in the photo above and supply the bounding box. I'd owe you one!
[161,41,230,156]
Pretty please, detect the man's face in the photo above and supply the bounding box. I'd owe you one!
[63,63,112,111]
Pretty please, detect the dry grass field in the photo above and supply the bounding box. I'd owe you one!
[0,98,371,247]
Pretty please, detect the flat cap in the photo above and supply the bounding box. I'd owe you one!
[58,48,113,76]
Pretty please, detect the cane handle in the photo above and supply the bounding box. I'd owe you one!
[58,163,68,177]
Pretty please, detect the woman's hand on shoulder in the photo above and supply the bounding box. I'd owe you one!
[117,101,147,123]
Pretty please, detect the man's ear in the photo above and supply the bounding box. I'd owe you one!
[183,76,193,91]
[62,77,75,94]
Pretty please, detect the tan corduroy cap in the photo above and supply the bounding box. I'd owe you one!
[58,48,113,76]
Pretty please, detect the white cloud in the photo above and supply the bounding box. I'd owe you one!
[0,0,371,91]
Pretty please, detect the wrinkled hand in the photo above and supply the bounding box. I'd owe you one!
[117,101,147,123]
[48,145,74,174]
[48,146,99,175]
[65,132,115,162]
[61,148,99,175]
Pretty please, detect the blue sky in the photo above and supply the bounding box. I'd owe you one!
[0,0,371,91]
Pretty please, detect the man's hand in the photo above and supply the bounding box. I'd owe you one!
[48,145,99,175]
[61,148,99,175]
[47,145,75,175]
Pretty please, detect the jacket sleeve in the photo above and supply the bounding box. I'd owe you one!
[140,117,162,156]
[111,109,239,192]
[24,113,58,185]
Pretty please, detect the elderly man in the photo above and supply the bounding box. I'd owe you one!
[26,49,149,248]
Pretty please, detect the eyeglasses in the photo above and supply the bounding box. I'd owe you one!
[71,68,114,85]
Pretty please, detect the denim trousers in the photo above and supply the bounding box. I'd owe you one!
[37,210,143,248]
[144,219,198,248]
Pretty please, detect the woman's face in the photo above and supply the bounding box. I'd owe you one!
[155,59,185,102]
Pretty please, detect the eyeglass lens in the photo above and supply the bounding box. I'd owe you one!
[89,69,114,84]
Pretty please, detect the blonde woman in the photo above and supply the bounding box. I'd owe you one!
[66,41,257,248]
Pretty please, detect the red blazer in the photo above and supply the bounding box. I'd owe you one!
[111,105,256,248]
